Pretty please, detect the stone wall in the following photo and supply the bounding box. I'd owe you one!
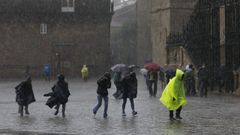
[136,0,152,66]
[151,0,197,67]
[151,0,170,66]
[0,21,111,78]
[0,0,112,78]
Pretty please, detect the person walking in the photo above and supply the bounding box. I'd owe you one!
[44,74,70,117]
[160,69,187,120]
[15,76,36,117]
[184,65,196,96]
[121,72,138,116]
[43,64,51,81]
[81,64,89,82]
[113,72,123,99]
[93,72,111,118]
[198,65,209,97]
[148,71,158,96]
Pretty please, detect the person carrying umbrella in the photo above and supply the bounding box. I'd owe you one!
[113,72,123,99]
[15,76,36,117]
[148,71,158,97]
[144,63,159,97]
[111,64,128,99]
[160,69,187,120]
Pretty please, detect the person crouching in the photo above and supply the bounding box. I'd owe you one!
[160,69,187,120]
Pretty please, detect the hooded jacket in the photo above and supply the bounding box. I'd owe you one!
[160,69,187,110]
[97,73,111,97]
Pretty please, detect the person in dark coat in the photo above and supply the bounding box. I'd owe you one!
[148,71,158,97]
[217,65,227,92]
[184,65,196,96]
[93,72,111,118]
[44,74,70,117]
[121,72,137,116]
[15,76,35,117]
[197,64,209,97]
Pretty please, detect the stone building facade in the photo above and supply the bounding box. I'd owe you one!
[0,0,113,78]
[151,0,197,68]
[136,0,152,66]
[137,0,197,67]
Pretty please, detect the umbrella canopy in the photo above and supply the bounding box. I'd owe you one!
[144,63,160,71]
[128,65,139,69]
[111,64,129,72]
[140,68,148,75]
[128,65,140,72]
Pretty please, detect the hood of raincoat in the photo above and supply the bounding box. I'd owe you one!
[160,69,187,110]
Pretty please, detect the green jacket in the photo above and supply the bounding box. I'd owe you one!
[160,69,187,110]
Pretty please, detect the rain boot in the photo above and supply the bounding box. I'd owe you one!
[19,105,23,117]
[25,105,30,115]
[175,106,182,120]
[62,104,66,118]
[169,110,175,120]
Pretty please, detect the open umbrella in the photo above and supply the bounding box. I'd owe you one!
[128,65,140,72]
[140,68,148,76]
[144,63,160,71]
[111,64,129,72]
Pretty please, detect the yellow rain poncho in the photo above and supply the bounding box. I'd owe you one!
[81,65,89,78]
[160,69,187,110]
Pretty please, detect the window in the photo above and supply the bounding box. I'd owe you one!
[121,0,128,3]
[61,0,75,12]
[40,23,47,34]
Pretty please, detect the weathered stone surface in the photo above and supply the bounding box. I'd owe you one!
[0,0,112,78]
[136,0,152,66]
[137,0,197,67]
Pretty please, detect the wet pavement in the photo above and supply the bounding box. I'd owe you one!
[0,77,240,135]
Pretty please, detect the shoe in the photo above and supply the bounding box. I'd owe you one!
[25,110,30,115]
[169,117,176,121]
[93,110,96,116]
[175,116,182,120]
[122,112,126,116]
[132,111,137,116]
[54,110,59,115]
[103,114,108,118]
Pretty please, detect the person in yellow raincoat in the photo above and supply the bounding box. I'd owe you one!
[81,65,89,81]
[160,69,187,120]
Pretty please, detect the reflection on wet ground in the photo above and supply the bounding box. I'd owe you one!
[0,78,240,135]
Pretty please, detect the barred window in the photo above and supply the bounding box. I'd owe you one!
[40,23,47,34]
[61,0,75,12]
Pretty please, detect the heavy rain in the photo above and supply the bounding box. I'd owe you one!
[0,0,240,135]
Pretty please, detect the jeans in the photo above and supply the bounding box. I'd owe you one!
[93,95,108,116]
